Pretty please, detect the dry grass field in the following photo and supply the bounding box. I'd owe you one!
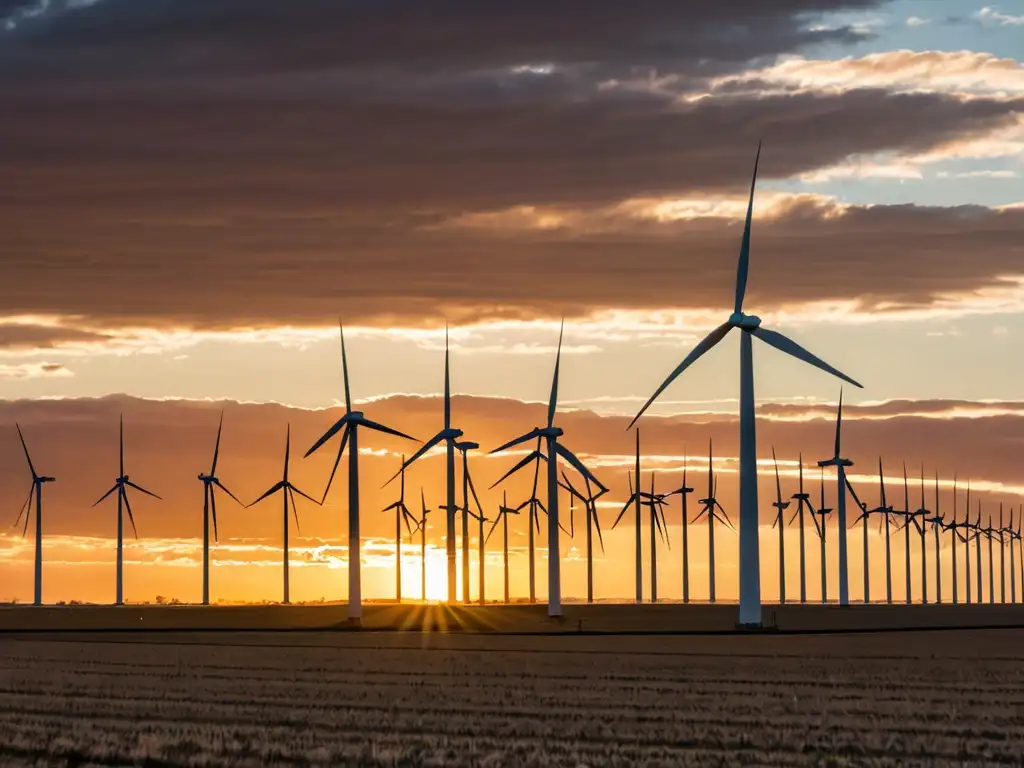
[1,628,1023,766]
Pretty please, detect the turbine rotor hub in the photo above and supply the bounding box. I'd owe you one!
[538,426,564,438]
[730,311,762,330]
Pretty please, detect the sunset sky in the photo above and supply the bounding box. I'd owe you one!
[2,0,1023,605]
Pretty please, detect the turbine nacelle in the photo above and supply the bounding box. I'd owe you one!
[538,426,564,439]
[729,311,761,330]
[37,476,56,484]
[772,501,791,511]
[818,457,853,468]
[455,440,480,452]
[440,427,464,440]
[198,473,218,483]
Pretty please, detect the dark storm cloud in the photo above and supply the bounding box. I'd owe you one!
[3,0,1022,330]
[0,0,882,77]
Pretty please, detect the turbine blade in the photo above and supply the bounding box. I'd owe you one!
[751,327,863,389]
[360,417,417,443]
[845,477,865,514]
[287,486,302,536]
[14,486,32,536]
[122,488,138,540]
[489,450,544,489]
[339,321,352,413]
[772,446,782,504]
[835,389,844,458]
[593,505,606,554]
[15,423,36,479]
[444,321,451,429]
[555,443,607,493]
[628,322,733,430]
[320,426,350,505]
[125,480,161,501]
[213,479,244,507]
[491,428,542,455]
[119,414,124,478]
[384,432,445,487]
[547,318,564,429]
[467,468,486,519]
[734,139,761,315]
[287,483,323,507]
[611,495,635,529]
[211,410,224,475]
[304,416,349,459]
[247,480,285,508]
[92,485,118,507]
[210,487,219,543]
[485,514,501,546]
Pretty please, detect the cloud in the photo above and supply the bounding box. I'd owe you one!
[905,16,930,26]
[0,319,114,351]
[0,362,72,378]
[976,6,1024,26]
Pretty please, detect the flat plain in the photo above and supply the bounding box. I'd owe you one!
[1,625,1023,766]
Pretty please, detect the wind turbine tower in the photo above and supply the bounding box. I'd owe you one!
[14,424,55,607]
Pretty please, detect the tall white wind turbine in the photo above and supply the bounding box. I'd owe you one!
[248,425,321,605]
[92,416,162,606]
[628,144,863,626]
[385,326,464,604]
[13,424,55,606]
[491,322,605,618]
[305,324,417,620]
[769,449,790,604]
[197,412,243,606]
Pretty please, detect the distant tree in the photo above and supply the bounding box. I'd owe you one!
[155,595,166,605]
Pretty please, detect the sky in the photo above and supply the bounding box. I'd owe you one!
[1,0,1023,605]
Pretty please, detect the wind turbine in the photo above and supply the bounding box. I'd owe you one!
[645,473,671,604]
[913,466,930,604]
[963,482,974,603]
[305,324,417,620]
[560,473,606,604]
[12,424,55,607]
[612,467,644,604]
[894,464,917,604]
[197,412,243,606]
[850,481,877,605]
[770,448,790,605]
[811,469,832,603]
[491,322,604,618]
[418,489,430,602]
[818,391,861,608]
[868,458,895,605]
[248,424,321,605]
[458,451,489,606]
[941,476,962,604]
[628,144,863,626]
[1011,508,1023,604]
[970,500,983,602]
[92,416,161,607]
[983,512,997,605]
[382,458,419,602]
[998,504,1007,604]
[789,454,816,604]
[923,471,944,604]
[1002,506,1016,604]
[454,440,477,602]
[669,457,695,604]
[692,441,735,603]
[487,491,521,604]
[490,435,547,602]
[385,325,465,605]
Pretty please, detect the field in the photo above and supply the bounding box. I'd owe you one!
[1,628,1023,766]
[4,601,1024,634]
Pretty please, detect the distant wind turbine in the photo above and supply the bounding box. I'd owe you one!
[983,512,997,605]
[998,504,1007,604]
[560,472,605,604]
[12,424,55,606]
[418,489,430,602]
[628,143,863,626]
[923,471,944,604]
[248,424,321,605]
[692,441,735,604]
[305,323,417,620]
[611,429,643,603]
[818,391,862,608]
[487,491,521,604]
[1002,506,1016,604]
[92,416,161,606]
[382,458,419,602]
[491,321,605,617]
[970,500,984,602]
[645,473,671,604]
[769,448,790,605]
[868,458,895,605]
[941,476,963,604]
[670,457,696,604]
[385,325,465,605]
[789,454,815,604]
[811,469,831,603]
[197,412,243,606]
[913,466,930,604]
[894,464,918,604]
[490,435,547,602]
[455,439,480,603]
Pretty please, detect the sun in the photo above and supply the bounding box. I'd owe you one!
[403,546,450,603]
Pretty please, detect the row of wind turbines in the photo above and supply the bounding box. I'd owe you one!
[9,143,1020,626]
